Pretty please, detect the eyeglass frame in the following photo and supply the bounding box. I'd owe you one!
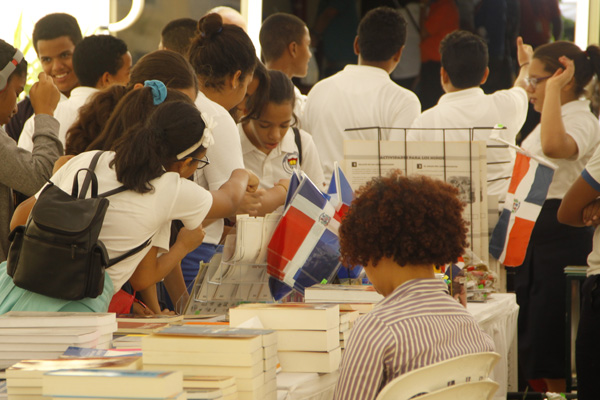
[189,155,210,170]
[524,75,553,89]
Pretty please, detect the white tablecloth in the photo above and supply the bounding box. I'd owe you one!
[468,293,519,400]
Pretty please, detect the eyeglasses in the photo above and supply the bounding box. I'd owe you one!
[190,155,210,170]
[524,75,552,89]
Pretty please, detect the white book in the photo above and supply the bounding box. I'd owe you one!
[0,312,115,328]
[276,328,339,352]
[229,303,339,331]
[278,347,342,373]
[144,363,263,380]
[142,348,263,367]
[305,284,384,303]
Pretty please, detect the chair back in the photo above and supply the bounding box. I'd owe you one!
[375,351,500,400]
[412,379,499,400]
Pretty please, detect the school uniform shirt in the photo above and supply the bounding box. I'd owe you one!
[334,279,495,400]
[580,145,600,277]
[18,87,98,152]
[194,90,245,245]
[304,64,421,182]
[239,124,326,190]
[43,151,213,292]
[294,85,307,128]
[405,87,528,203]
[522,99,600,200]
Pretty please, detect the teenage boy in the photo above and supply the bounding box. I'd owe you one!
[19,35,132,152]
[0,39,62,261]
[158,18,197,56]
[259,13,312,120]
[405,30,529,205]
[6,13,82,142]
[303,6,421,181]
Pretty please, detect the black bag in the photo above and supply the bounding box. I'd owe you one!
[6,151,150,301]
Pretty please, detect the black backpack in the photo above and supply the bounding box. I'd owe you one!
[7,151,150,301]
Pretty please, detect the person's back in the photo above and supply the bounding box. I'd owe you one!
[304,6,421,181]
[333,173,494,400]
[5,13,82,142]
[18,35,132,152]
[407,31,528,202]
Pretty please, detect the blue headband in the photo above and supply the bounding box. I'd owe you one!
[144,80,167,105]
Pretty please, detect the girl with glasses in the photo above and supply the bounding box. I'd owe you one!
[515,38,600,394]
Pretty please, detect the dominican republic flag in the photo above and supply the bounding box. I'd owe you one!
[327,163,361,279]
[489,148,556,266]
[267,177,341,298]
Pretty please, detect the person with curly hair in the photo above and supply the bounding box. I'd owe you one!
[333,172,494,400]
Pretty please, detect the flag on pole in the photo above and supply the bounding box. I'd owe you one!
[489,147,557,266]
[327,162,360,279]
[267,177,341,298]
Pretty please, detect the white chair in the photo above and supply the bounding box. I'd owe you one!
[375,352,501,400]
[410,379,499,400]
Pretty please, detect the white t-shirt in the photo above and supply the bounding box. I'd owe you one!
[294,85,307,128]
[239,124,326,190]
[581,145,600,276]
[19,87,99,151]
[193,90,245,244]
[42,151,213,291]
[405,87,528,201]
[304,64,421,181]
[522,99,600,200]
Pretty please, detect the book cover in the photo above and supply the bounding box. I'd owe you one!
[142,348,263,367]
[6,357,142,379]
[142,332,263,354]
[183,375,236,389]
[116,321,169,334]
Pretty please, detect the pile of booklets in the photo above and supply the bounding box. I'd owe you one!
[142,325,278,400]
[305,283,383,314]
[42,369,184,400]
[0,312,117,370]
[184,376,237,400]
[229,303,342,373]
[338,310,360,352]
[5,356,142,400]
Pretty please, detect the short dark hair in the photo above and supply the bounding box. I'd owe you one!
[357,6,406,62]
[440,30,488,89]
[189,13,257,90]
[72,35,128,87]
[0,39,27,84]
[259,13,306,62]
[160,18,197,56]
[32,13,82,53]
[339,172,468,268]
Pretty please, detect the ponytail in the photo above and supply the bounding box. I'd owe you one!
[112,101,207,193]
[65,85,128,155]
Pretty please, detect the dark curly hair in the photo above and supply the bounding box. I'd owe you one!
[339,172,468,268]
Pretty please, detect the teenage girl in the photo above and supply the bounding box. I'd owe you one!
[182,12,259,290]
[1,84,255,313]
[516,38,600,393]
[239,69,325,215]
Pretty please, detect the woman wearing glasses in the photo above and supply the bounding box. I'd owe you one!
[515,38,600,393]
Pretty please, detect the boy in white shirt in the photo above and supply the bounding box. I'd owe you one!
[259,13,312,123]
[18,35,132,152]
[304,6,421,182]
[405,30,529,204]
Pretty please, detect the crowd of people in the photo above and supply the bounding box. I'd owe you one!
[1,3,600,399]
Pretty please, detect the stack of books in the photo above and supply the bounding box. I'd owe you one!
[42,369,184,400]
[184,376,237,400]
[5,356,142,400]
[142,325,278,400]
[229,303,341,373]
[0,312,117,370]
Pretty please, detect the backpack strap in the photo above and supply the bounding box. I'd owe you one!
[107,237,153,267]
[293,127,303,166]
[75,151,104,199]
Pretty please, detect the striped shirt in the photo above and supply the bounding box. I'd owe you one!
[333,279,495,400]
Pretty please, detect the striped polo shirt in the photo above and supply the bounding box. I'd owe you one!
[333,278,495,400]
